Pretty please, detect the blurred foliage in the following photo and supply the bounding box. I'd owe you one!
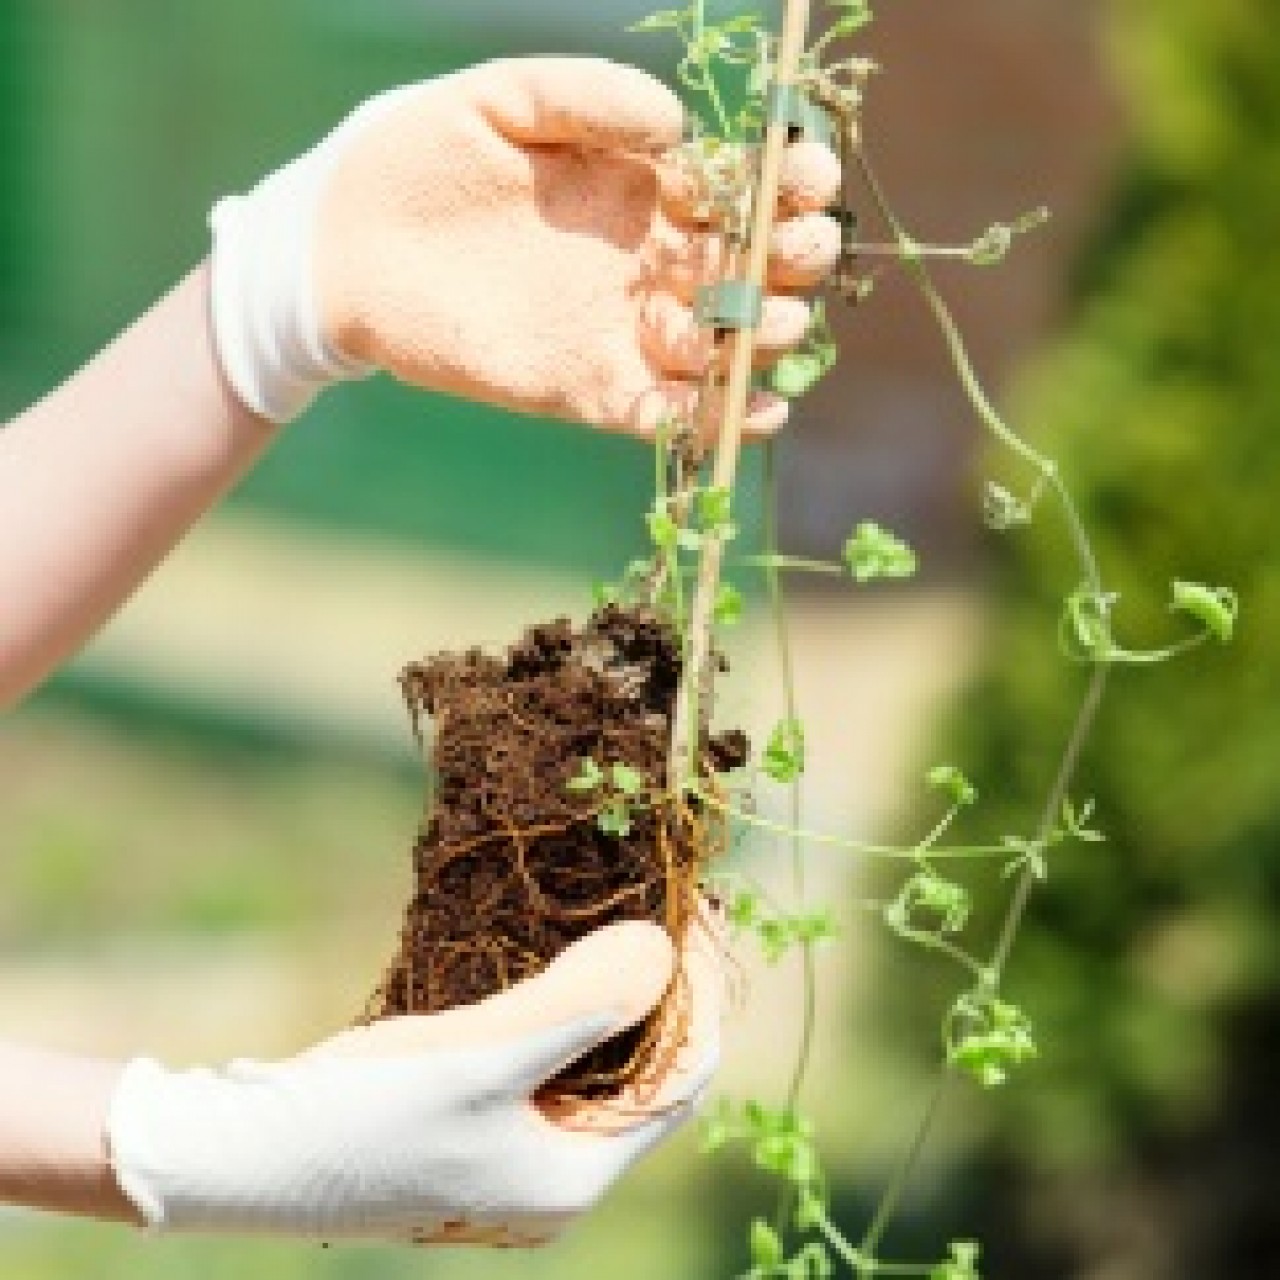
[882,0,1280,1272]
[0,1177,721,1280]
[0,709,420,950]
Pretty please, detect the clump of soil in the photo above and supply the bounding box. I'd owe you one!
[364,604,746,1097]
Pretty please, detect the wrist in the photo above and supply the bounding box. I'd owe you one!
[0,1044,139,1224]
[209,148,373,424]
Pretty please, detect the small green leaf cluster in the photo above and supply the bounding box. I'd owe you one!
[965,208,1050,267]
[885,869,970,938]
[748,1220,833,1280]
[564,757,648,838]
[769,300,839,399]
[705,1098,830,1271]
[999,797,1103,882]
[825,0,874,44]
[592,556,655,610]
[649,484,739,557]
[843,522,918,582]
[926,764,977,808]
[930,1241,982,1280]
[729,888,839,963]
[715,580,745,625]
[945,990,1037,1089]
[1060,579,1239,664]
[981,480,1033,531]
[763,717,806,782]
[628,4,766,138]
[1170,579,1238,643]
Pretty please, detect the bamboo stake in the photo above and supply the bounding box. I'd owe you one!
[669,0,814,785]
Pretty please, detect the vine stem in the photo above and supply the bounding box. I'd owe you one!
[989,662,1109,980]
[762,439,820,1237]
[693,0,735,137]
[690,788,1014,860]
[669,0,815,787]
[762,444,814,1074]
[858,1073,954,1261]
[843,136,1113,1265]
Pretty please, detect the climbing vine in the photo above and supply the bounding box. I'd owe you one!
[596,2,1240,1276]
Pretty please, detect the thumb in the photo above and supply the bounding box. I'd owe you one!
[466,56,685,154]
[310,921,674,1066]
[495,921,676,1096]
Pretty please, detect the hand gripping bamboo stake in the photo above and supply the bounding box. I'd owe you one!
[669,0,814,786]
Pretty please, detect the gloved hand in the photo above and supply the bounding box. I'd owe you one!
[210,55,842,428]
[106,919,720,1244]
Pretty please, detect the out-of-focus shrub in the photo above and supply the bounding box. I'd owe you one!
[890,1,1280,1273]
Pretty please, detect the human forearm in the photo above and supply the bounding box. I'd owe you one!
[0,1042,137,1223]
[0,262,274,708]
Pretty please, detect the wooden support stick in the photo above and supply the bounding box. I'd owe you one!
[669,0,814,785]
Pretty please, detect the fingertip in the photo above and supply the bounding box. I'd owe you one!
[743,389,791,439]
[759,294,813,354]
[779,139,843,214]
[769,212,843,290]
[475,56,684,153]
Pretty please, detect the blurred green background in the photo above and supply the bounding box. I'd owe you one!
[1,1,1273,1277]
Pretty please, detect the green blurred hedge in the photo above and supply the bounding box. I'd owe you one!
[903,0,1280,1270]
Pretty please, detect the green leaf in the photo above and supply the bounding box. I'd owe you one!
[893,871,970,935]
[763,717,806,782]
[596,801,633,839]
[946,992,1037,1088]
[827,0,874,37]
[610,763,645,796]
[927,763,978,807]
[769,353,827,399]
[794,909,840,945]
[626,8,689,33]
[697,485,734,530]
[795,1186,825,1232]
[967,207,1050,266]
[1171,579,1239,643]
[700,1097,739,1153]
[728,889,760,929]
[769,300,838,398]
[795,1243,834,1280]
[757,917,793,964]
[647,509,679,551]
[982,481,1032,531]
[750,1219,784,1270]
[1059,796,1105,844]
[931,1239,982,1280]
[842,521,918,582]
[714,581,745,626]
[565,757,605,793]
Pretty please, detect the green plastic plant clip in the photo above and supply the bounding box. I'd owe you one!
[695,280,764,330]
[765,82,834,144]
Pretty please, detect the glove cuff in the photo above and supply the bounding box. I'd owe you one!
[106,1057,178,1232]
[209,150,372,424]
[106,1055,303,1237]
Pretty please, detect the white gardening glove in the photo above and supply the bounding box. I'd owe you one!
[105,919,720,1244]
[209,55,841,426]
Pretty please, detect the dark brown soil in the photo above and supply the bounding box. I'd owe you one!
[364,605,746,1097]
